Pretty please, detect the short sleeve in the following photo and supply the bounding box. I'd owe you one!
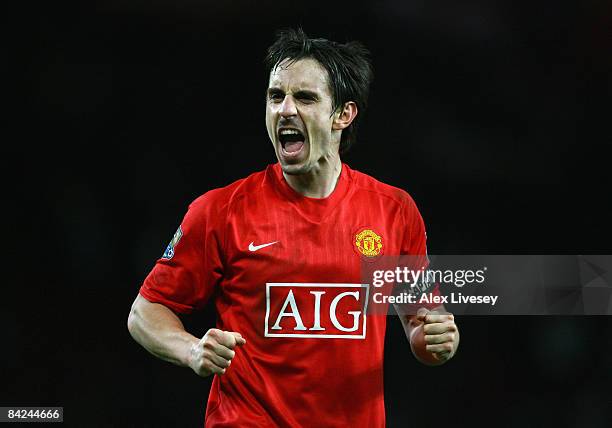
[398,196,441,311]
[400,196,428,260]
[139,193,226,314]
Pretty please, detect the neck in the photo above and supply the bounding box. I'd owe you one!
[283,154,342,198]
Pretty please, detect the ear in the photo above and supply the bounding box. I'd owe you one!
[332,102,358,131]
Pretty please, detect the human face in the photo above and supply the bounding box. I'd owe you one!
[265,58,339,175]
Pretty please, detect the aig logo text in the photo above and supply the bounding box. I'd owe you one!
[264,283,370,339]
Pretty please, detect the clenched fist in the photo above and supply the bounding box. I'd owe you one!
[189,329,246,377]
[411,308,459,365]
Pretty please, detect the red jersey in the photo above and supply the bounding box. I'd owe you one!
[140,163,428,427]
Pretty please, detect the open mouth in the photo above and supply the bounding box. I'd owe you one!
[278,128,306,155]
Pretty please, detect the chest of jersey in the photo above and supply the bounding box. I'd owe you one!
[225,191,402,284]
[216,190,403,338]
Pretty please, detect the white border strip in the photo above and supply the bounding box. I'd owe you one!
[264,283,370,339]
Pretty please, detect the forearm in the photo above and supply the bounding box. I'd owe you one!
[127,294,199,367]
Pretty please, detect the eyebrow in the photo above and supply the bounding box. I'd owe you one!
[266,87,320,100]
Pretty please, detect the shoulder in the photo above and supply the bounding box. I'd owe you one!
[346,165,420,213]
[187,166,270,216]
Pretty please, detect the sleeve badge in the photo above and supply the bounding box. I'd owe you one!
[162,226,183,259]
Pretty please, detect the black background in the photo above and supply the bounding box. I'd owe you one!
[6,0,612,426]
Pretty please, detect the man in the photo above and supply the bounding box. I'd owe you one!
[128,28,459,427]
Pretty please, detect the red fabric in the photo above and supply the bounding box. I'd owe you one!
[140,163,429,428]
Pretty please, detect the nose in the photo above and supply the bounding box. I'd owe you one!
[279,95,297,118]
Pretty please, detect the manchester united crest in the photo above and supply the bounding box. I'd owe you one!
[355,229,383,257]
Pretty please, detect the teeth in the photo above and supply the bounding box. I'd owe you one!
[279,129,300,135]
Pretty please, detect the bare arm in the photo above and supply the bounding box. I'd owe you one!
[127,294,198,366]
[127,294,245,376]
[397,305,460,366]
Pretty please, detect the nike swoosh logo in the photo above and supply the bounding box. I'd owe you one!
[248,241,279,252]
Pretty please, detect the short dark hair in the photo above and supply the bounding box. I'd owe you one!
[265,28,374,154]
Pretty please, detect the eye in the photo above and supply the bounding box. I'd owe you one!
[297,95,315,104]
[268,92,284,103]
